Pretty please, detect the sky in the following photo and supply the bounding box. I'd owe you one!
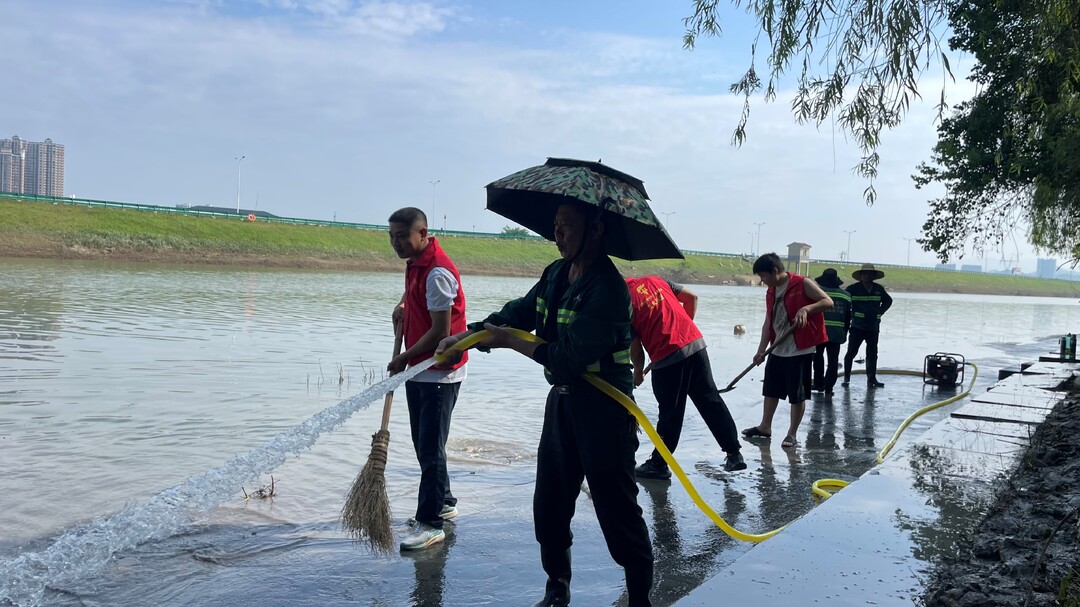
[1,0,1051,271]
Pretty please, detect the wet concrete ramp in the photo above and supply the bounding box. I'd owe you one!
[675,363,1079,607]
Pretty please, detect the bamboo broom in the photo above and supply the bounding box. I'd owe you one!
[341,321,403,554]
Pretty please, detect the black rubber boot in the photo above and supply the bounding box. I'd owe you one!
[533,547,571,606]
[531,582,570,607]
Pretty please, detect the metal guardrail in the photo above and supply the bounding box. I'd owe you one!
[0,192,550,240]
[680,249,745,260]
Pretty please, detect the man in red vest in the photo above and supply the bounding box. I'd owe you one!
[387,207,469,551]
[626,276,746,479]
[742,253,832,449]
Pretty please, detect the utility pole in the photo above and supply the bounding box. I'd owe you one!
[235,155,245,213]
[429,179,440,225]
[753,222,765,256]
[844,230,856,264]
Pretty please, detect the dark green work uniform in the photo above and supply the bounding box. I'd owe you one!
[471,255,653,606]
[843,281,893,386]
[812,286,851,392]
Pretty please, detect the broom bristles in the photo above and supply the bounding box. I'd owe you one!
[341,429,394,555]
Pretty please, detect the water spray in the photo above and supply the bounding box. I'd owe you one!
[0,360,435,607]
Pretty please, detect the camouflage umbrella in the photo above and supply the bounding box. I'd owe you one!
[485,158,683,261]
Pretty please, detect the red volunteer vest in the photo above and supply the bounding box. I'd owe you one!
[626,276,703,363]
[765,273,827,350]
[404,237,468,369]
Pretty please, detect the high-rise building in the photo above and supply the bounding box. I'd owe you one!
[1037,258,1057,279]
[0,137,24,193]
[0,136,64,196]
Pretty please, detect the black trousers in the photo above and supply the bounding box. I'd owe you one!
[535,383,653,606]
[813,341,843,391]
[646,348,740,465]
[843,328,881,383]
[405,380,460,529]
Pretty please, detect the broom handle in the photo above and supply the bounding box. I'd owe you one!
[379,320,404,433]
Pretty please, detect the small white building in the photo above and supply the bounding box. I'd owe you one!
[787,242,811,276]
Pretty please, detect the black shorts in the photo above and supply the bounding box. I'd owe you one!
[762,353,813,404]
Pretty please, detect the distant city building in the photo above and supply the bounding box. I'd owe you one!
[990,267,1024,275]
[935,263,956,271]
[960,264,982,273]
[0,136,65,196]
[1037,258,1057,279]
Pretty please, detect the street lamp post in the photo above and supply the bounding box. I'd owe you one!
[844,230,856,264]
[753,221,765,256]
[903,237,916,265]
[235,155,245,213]
[661,211,676,226]
[429,179,440,226]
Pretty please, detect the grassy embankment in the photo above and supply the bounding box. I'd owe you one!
[2,197,1078,297]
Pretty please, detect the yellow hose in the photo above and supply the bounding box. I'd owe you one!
[849,365,980,464]
[811,479,850,500]
[434,329,977,542]
[436,328,781,541]
[581,371,784,541]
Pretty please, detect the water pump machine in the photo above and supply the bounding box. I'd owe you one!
[923,352,965,387]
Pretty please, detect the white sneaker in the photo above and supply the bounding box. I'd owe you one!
[400,523,445,551]
[407,505,458,526]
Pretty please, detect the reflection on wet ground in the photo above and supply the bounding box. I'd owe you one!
[675,360,1078,606]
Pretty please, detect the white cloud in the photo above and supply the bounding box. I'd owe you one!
[346,1,453,36]
[258,0,456,36]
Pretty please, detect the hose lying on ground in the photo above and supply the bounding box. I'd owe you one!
[864,366,980,464]
[809,366,979,499]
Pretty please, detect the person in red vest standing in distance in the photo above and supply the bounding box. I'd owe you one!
[387,207,468,551]
[742,253,832,449]
[626,276,746,479]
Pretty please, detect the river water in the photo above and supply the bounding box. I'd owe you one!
[1,257,1077,606]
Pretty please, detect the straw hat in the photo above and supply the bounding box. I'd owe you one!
[852,263,885,280]
[814,268,844,288]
